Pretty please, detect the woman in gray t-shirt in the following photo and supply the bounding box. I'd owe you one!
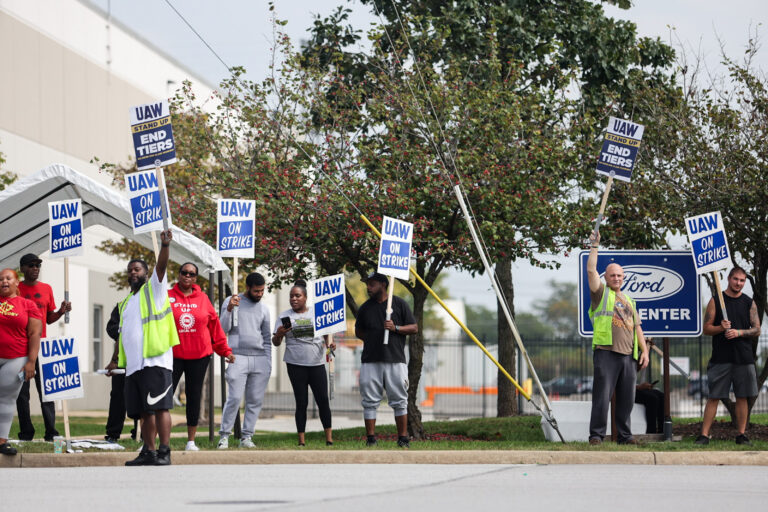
[272,280,335,446]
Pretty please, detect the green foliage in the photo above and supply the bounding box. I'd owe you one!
[0,142,17,191]
[532,280,579,338]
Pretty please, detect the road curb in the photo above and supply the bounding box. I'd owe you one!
[2,450,766,468]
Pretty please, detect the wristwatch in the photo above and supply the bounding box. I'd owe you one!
[394,325,399,333]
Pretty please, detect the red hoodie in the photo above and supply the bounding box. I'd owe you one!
[168,283,231,360]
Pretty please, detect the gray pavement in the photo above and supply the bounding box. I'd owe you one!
[2,463,767,511]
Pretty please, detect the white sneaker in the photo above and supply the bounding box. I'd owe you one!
[239,437,255,448]
[185,441,199,451]
[217,436,229,449]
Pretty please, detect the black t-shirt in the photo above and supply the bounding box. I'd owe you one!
[711,293,755,364]
[356,295,416,363]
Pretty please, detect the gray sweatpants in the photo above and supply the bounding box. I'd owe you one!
[590,349,637,442]
[0,357,27,439]
[220,354,270,438]
[359,362,408,420]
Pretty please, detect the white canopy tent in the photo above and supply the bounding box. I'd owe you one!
[0,163,231,287]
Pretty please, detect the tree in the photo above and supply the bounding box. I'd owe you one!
[302,0,675,424]
[0,143,16,192]
[636,36,768,418]
[533,280,579,339]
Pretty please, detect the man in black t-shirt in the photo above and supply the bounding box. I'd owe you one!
[355,272,417,448]
[696,267,761,446]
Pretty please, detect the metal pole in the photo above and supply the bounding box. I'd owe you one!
[482,334,487,418]
[663,337,673,441]
[207,271,216,443]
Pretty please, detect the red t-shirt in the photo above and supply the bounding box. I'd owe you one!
[17,281,56,337]
[168,283,231,360]
[0,296,42,358]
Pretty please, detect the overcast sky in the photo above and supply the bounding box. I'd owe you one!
[88,0,766,311]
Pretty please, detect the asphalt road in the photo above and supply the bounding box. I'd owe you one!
[4,463,767,511]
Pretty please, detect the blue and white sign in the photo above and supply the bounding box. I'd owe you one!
[48,199,83,258]
[126,169,172,234]
[684,211,731,274]
[129,99,177,170]
[578,251,701,337]
[596,116,644,182]
[310,274,346,336]
[377,216,413,280]
[217,199,255,258]
[39,337,84,401]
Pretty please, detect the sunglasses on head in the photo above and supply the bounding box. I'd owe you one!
[180,270,197,278]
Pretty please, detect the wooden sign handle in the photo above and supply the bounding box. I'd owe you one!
[713,270,729,322]
[155,166,170,231]
[232,257,239,328]
[383,276,394,345]
[63,257,70,324]
[593,173,615,236]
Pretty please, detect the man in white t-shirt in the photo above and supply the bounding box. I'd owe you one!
[118,229,180,466]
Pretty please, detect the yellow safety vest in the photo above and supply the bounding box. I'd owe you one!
[117,278,180,367]
[588,287,639,360]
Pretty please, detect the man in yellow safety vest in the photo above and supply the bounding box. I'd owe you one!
[587,232,649,445]
[115,229,180,465]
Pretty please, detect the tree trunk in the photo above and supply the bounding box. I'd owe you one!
[407,285,428,439]
[496,257,518,417]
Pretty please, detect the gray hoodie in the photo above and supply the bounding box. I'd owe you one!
[220,293,272,358]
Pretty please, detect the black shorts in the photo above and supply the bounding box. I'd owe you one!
[125,366,174,419]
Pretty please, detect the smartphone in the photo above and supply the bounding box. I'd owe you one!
[651,380,659,386]
[281,317,292,330]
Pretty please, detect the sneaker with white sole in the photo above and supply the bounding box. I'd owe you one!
[217,436,229,449]
[240,437,255,448]
[185,441,199,451]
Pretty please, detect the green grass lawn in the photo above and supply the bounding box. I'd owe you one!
[8,413,767,453]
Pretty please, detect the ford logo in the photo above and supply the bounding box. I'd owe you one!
[600,266,684,300]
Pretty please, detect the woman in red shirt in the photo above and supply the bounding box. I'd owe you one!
[0,269,42,455]
[169,262,234,451]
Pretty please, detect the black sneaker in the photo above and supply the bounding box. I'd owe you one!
[0,442,18,456]
[366,435,377,447]
[397,436,410,449]
[125,448,158,466]
[694,435,710,446]
[735,434,752,446]
[104,436,119,444]
[156,445,172,465]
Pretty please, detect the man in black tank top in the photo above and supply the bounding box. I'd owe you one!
[695,267,761,446]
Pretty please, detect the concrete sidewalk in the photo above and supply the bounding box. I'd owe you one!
[1,449,767,468]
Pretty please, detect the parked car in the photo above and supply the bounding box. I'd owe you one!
[543,376,580,396]
[577,377,593,394]
[687,376,708,399]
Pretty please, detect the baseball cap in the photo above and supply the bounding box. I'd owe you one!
[366,272,389,285]
[19,253,42,267]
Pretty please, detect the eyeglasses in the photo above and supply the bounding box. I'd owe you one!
[26,263,41,268]
[179,271,197,278]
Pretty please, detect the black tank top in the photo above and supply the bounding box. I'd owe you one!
[711,293,754,364]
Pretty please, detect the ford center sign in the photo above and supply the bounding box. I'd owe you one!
[578,251,701,337]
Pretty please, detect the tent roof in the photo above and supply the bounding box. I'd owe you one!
[0,163,231,286]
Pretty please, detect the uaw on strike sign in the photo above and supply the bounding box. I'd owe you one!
[684,211,731,274]
[126,169,172,234]
[596,117,644,182]
[48,199,83,258]
[377,216,413,280]
[39,337,84,401]
[130,99,177,170]
[311,274,346,336]
[217,199,255,258]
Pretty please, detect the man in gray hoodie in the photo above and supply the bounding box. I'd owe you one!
[218,272,272,448]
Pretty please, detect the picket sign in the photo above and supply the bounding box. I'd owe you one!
[217,199,256,328]
[592,117,644,237]
[376,217,413,344]
[684,211,732,321]
[311,274,346,400]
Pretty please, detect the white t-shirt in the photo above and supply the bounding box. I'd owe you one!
[122,269,173,376]
[274,309,325,366]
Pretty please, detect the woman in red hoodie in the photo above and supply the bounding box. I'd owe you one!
[169,262,234,451]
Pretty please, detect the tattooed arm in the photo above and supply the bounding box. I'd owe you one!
[739,301,762,338]
[702,298,727,336]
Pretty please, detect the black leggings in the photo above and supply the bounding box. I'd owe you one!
[172,356,210,427]
[286,363,332,432]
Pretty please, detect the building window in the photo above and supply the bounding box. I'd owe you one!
[93,304,103,372]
